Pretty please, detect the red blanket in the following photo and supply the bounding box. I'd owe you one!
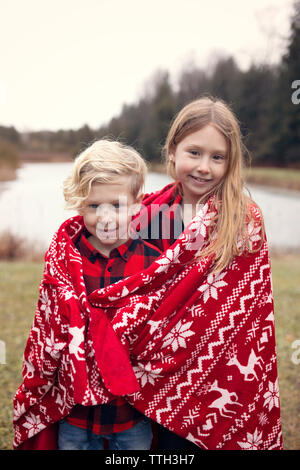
[13,183,283,450]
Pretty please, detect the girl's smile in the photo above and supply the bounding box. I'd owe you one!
[169,124,228,206]
[189,175,213,184]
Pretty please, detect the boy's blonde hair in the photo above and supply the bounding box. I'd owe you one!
[63,139,147,210]
[163,96,264,272]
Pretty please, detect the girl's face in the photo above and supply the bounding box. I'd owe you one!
[169,124,228,206]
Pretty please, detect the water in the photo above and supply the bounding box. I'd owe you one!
[0,162,299,251]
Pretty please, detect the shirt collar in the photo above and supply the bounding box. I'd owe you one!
[77,228,137,262]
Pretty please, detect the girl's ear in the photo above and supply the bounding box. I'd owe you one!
[169,150,176,163]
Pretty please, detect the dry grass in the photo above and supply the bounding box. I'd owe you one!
[0,166,17,182]
[0,231,44,262]
[244,167,300,191]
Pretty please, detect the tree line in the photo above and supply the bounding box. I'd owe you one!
[1,1,300,168]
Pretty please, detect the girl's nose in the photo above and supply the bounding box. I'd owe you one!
[196,157,210,174]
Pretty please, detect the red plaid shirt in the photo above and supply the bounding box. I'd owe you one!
[65,228,161,435]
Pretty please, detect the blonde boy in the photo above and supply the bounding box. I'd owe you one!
[59,140,161,450]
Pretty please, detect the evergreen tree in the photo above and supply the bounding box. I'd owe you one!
[235,64,278,164]
[150,71,177,160]
[271,1,300,166]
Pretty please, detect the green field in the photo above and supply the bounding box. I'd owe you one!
[0,257,299,450]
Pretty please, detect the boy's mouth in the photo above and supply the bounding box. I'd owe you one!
[96,226,118,238]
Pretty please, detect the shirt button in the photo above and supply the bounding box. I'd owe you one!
[107,266,112,272]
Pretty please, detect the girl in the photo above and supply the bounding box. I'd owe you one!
[137,96,277,450]
[14,97,282,450]
[142,96,264,272]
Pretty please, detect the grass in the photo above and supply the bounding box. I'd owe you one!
[270,255,300,449]
[0,256,299,450]
[0,262,43,449]
[244,166,300,191]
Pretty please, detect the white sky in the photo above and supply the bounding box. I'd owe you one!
[0,0,295,132]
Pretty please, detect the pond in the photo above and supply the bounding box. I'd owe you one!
[0,162,299,252]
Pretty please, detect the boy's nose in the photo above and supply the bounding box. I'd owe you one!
[96,206,116,225]
[98,212,114,224]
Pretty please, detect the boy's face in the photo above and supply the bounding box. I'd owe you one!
[80,176,142,254]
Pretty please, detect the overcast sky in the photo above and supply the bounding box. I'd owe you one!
[0,0,295,132]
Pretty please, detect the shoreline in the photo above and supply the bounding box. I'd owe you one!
[1,161,300,197]
[148,162,300,194]
[1,156,300,193]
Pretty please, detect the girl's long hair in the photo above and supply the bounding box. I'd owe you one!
[163,96,264,272]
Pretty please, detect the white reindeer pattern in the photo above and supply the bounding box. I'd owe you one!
[208,379,242,418]
[226,344,264,381]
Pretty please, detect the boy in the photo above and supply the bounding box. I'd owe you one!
[58,139,161,450]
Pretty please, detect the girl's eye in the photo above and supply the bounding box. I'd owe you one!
[213,154,225,161]
[89,204,98,209]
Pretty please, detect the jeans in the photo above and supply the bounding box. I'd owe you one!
[58,418,153,450]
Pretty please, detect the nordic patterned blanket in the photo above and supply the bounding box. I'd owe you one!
[13,184,283,450]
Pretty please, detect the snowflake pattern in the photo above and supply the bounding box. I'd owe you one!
[198,272,228,303]
[237,428,263,450]
[258,412,269,426]
[14,402,26,421]
[162,319,195,352]
[154,245,181,273]
[193,204,216,238]
[263,379,280,411]
[184,205,216,251]
[22,413,45,438]
[133,362,163,388]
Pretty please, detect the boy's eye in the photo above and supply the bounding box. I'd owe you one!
[189,150,199,156]
[87,203,121,210]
